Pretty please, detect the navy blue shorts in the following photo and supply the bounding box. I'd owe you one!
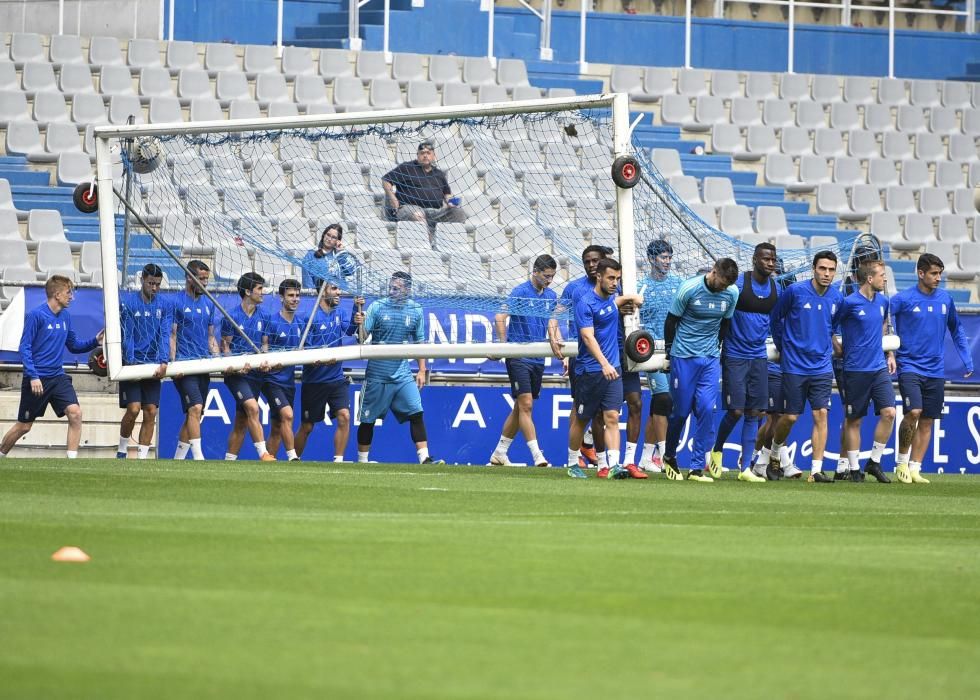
[174,374,210,413]
[842,369,895,419]
[766,370,783,414]
[225,374,262,411]
[573,371,623,422]
[622,370,641,397]
[262,381,296,419]
[567,357,578,399]
[506,358,544,399]
[18,375,78,423]
[119,379,162,408]
[781,372,833,415]
[301,380,350,423]
[899,372,945,419]
[722,356,768,411]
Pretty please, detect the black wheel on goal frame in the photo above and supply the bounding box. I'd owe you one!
[73,182,99,214]
[611,155,641,189]
[625,329,655,363]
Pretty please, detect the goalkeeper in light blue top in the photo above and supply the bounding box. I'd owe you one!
[832,260,896,483]
[636,239,683,473]
[661,258,740,482]
[356,272,443,465]
[768,251,844,482]
[118,263,172,459]
[890,252,973,484]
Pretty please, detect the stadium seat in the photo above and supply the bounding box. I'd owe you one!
[796,101,827,129]
[434,222,470,253]
[876,78,907,106]
[127,38,163,71]
[0,90,30,127]
[730,97,762,127]
[78,241,103,277]
[138,67,174,100]
[846,129,879,160]
[462,57,495,87]
[928,106,958,135]
[867,158,899,188]
[108,95,144,124]
[843,76,874,105]
[884,186,917,216]
[392,54,425,86]
[850,184,883,217]
[744,72,776,100]
[909,79,940,108]
[188,97,223,121]
[165,41,200,73]
[897,105,927,134]
[317,49,351,80]
[609,66,649,101]
[644,67,675,101]
[677,68,709,97]
[396,220,433,250]
[813,129,845,158]
[952,189,977,216]
[703,177,737,207]
[477,84,510,104]
[864,103,894,133]
[719,205,754,237]
[216,71,250,105]
[949,133,978,163]
[0,62,18,90]
[778,73,809,102]
[282,46,315,79]
[900,159,931,189]
[22,61,58,96]
[10,33,45,66]
[333,77,369,112]
[100,64,137,98]
[957,242,980,277]
[0,236,31,269]
[667,175,701,204]
[301,189,342,220]
[0,265,38,303]
[938,214,970,243]
[891,212,935,251]
[496,59,529,90]
[50,34,84,68]
[45,122,84,155]
[513,84,542,101]
[919,187,948,215]
[832,156,863,186]
[710,70,741,100]
[940,81,971,110]
[176,68,212,104]
[778,126,811,156]
[936,161,967,190]
[89,36,125,69]
[870,211,902,244]
[796,155,832,191]
[242,45,278,78]
[32,90,68,125]
[755,205,791,237]
[204,43,239,75]
[29,209,69,245]
[882,133,913,161]
[816,183,866,221]
[650,148,684,178]
[687,202,719,229]
[660,95,697,129]
[829,103,860,131]
[711,124,746,160]
[428,55,460,88]
[294,75,330,112]
[811,75,842,104]
[351,51,388,82]
[762,98,794,128]
[0,180,28,221]
[4,120,46,159]
[70,93,107,126]
[443,83,475,106]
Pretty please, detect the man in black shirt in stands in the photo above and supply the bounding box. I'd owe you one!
[383,141,467,231]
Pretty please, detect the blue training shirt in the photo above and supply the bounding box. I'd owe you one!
[834,290,889,373]
[667,276,739,359]
[172,291,215,361]
[891,285,973,378]
[574,289,620,375]
[20,303,99,379]
[302,305,355,384]
[506,280,557,365]
[363,297,425,382]
[771,280,843,375]
[639,272,683,340]
[725,274,778,360]
[221,304,270,357]
[558,275,595,335]
[121,291,172,366]
[264,310,308,386]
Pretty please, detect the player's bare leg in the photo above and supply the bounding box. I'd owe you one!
[768,413,799,480]
[65,404,83,458]
[566,414,589,478]
[118,401,141,458]
[333,409,350,462]
[624,391,642,467]
[136,405,157,459]
[0,420,33,456]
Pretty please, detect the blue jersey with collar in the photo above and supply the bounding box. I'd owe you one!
[121,291,172,365]
[264,310,308,386]
[171,291,215,361]
[668,276,739,359]
[771,280,843,374]
[363,297,425,382]
[559,275,595,334]
[834,290,889,372]
[506,280,557,365]
[20,303,99,379]
[574,289,620,375]
[221,304,270,356]
[725,274,778,360]
[302,305,354,384]
[891,285,973,378]
[639,272,683,339]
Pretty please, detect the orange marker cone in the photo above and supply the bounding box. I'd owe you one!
[51,546,90,563]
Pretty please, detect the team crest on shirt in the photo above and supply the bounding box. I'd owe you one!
[721,301,727,311]
[405,317,412,327]
[156,309,162,319]
[880,306,885,317]
[942,304,947,314]
[928,306,933,313]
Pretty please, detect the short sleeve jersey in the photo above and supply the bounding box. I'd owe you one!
[264,311,308,386]
[574,289,620,375]
[890,285,974,378]
[363,297,425,382]
[171,291,215,361]
[667,276,739,359]
[834,291,888,372]
[302,305,352,384]
[772,280,843,375]
[121,291,172,365]
[506,280,558,365]
[639,272,683,340]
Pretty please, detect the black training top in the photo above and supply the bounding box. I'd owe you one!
[382,160,451,209]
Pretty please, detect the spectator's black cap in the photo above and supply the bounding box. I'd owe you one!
[418,141,435,152]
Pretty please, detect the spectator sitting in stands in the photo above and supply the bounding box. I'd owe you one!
[301,223,359,290]
[382,141,467,231]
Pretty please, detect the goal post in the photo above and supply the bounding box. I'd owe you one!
[91,94,637,382]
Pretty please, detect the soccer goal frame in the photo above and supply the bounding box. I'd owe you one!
[92,93,641,382]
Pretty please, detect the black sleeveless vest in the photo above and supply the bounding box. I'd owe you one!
[735,272,778,315]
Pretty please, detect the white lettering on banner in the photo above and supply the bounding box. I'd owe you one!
[552,395,573,429]
[428,313,457,363]
[453,393,486,428]
[502,394,515,410]
[258,397,270,424]
[797,441,809,461]
[203,389,231,425]
[464,314,494,364]
[967,407,980,465]
[933,417,948,464]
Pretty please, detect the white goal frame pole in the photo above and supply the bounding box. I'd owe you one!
[111,341,579,383]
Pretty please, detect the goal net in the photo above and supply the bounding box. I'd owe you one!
[91,94,863,381]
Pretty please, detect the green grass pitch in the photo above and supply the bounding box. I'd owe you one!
[2,459,979,699]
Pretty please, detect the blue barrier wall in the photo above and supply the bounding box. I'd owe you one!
[166,0,980,79]
[156,382,980,473]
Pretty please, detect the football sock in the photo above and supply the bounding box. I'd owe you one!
[597,452,608,469]
[286,449,298,460]
[495,436,513,455]
[756,446,771,467]
[137,445,150,459]
[771,441,784,463]
[837,457,849,473]
[189,438,204,460]
[528,440,546,463]
[357,450,370,463]
[811,457,823,473]
[66,450,77,459]
[713,411,740,452]
[254,440,268,456]
[909,460,922,473]
[740,416,760,470]
[333,455,344,462]
[225,453,237,461]
[870,441,885,462]
[583,425,593,446]
[656,441,666,457]
[567,448,578,466]
[417,447,430,463]
[639,443,656,465]
[174,441,190,459]
[624,441,637,465]
[779,445,791,467]
[847,450,860,471]
[118,436,129,454]
[897,450,910,465]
